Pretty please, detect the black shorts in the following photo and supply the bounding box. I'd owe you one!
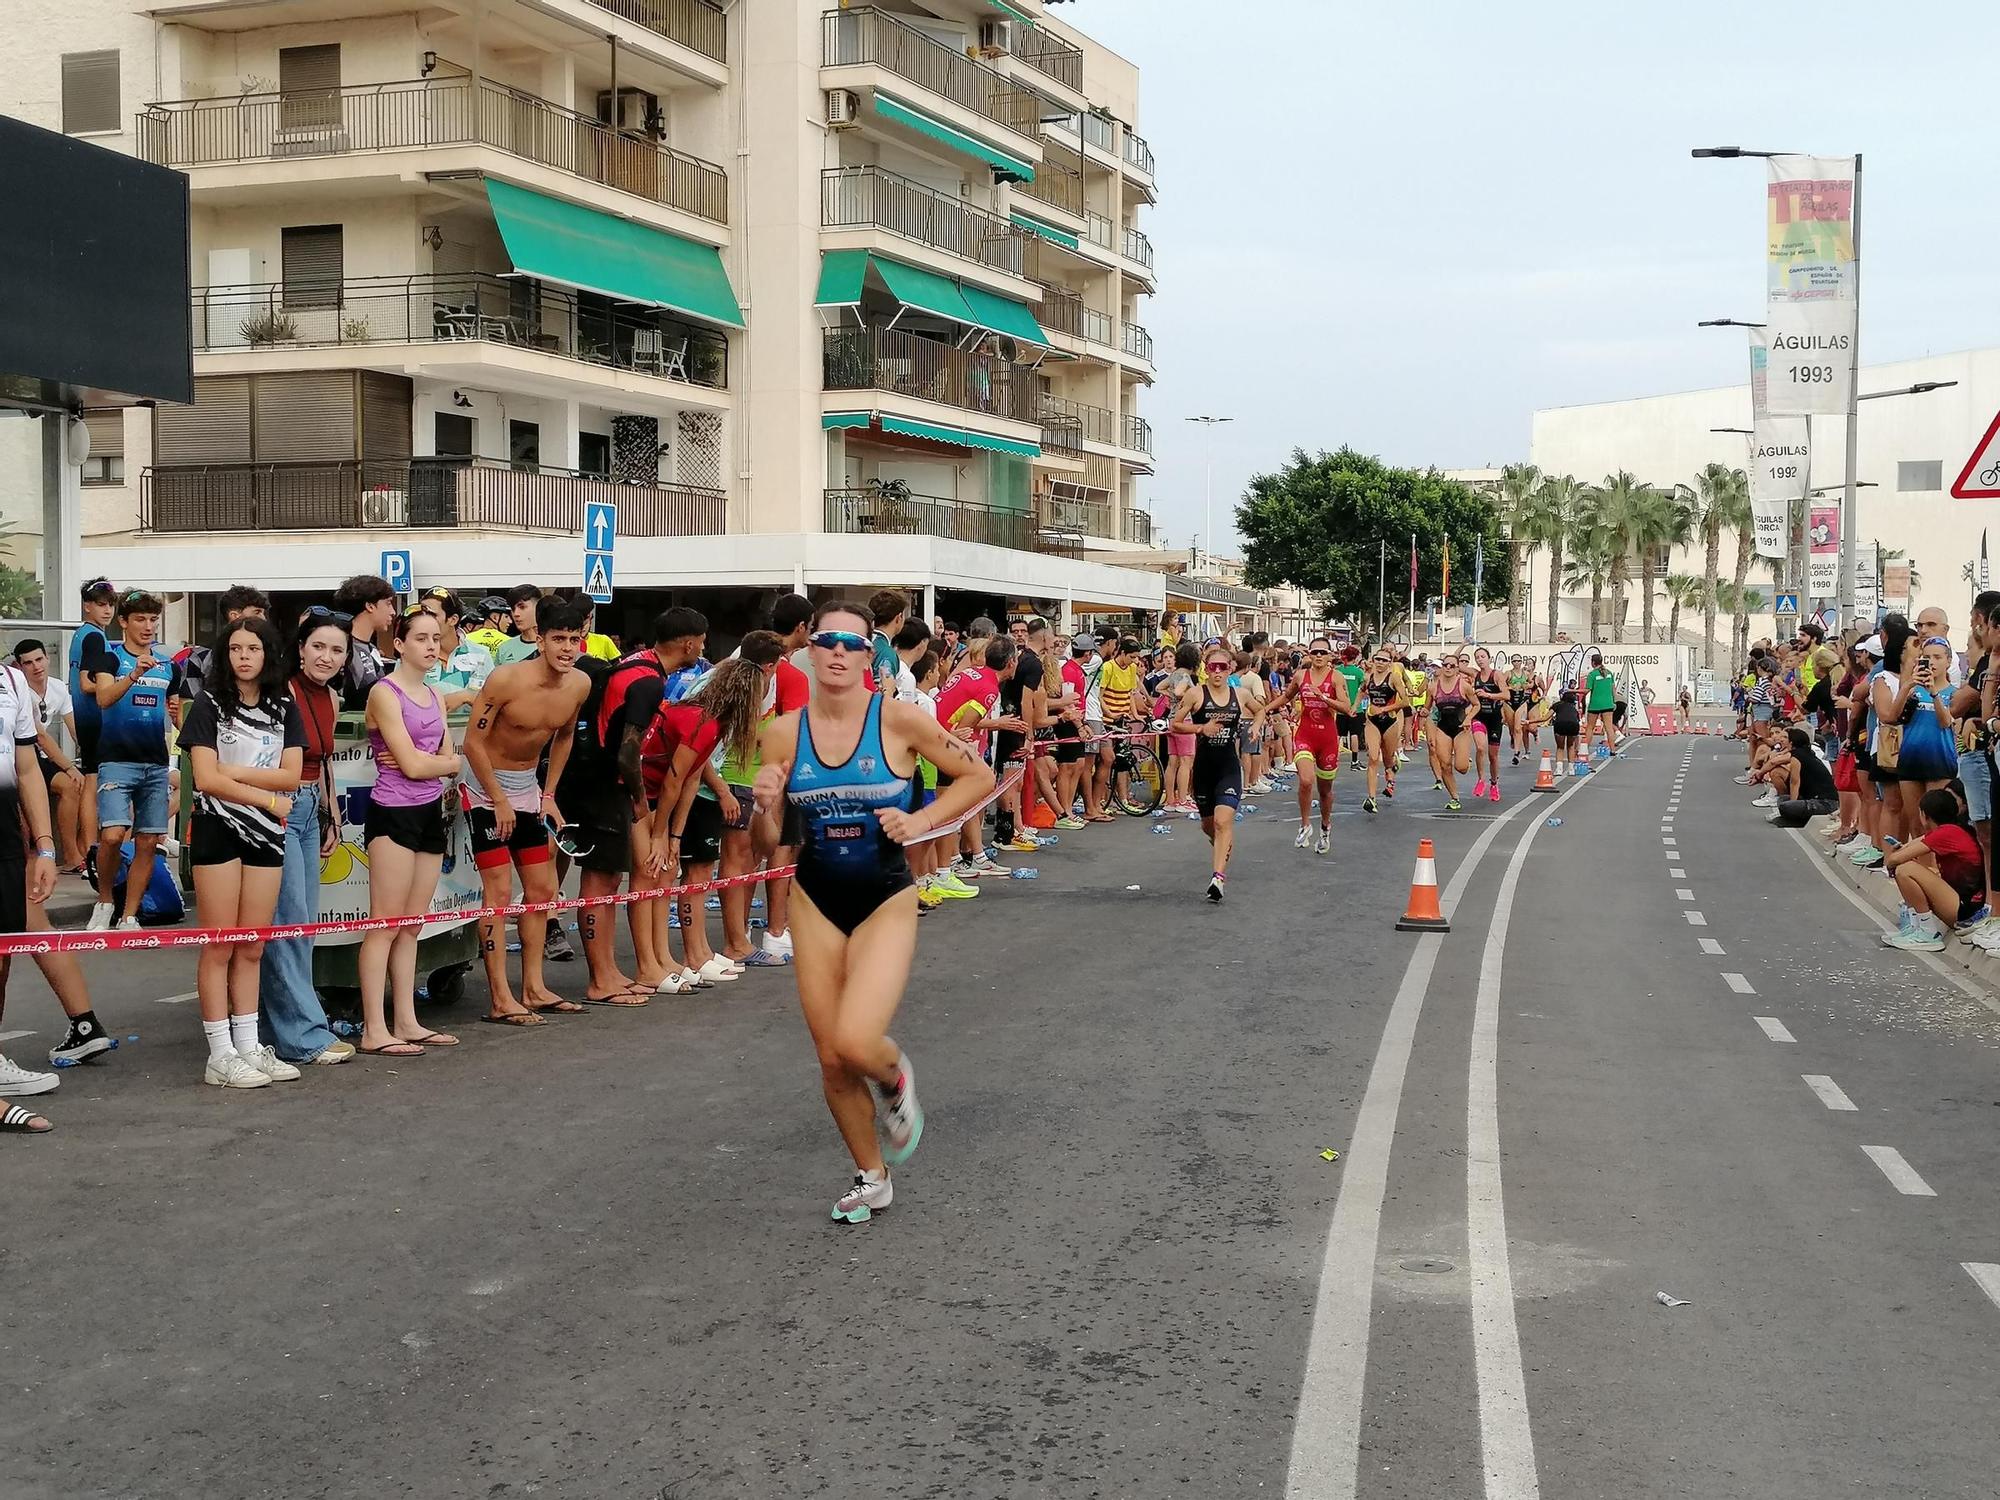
[995,731,1027,769]
[1192,752,1243,817]
[1336,713,1364,738]
[681,792,723,866]
[1052,722,1085,764]
[1552,716,1581,739]
[556,784,632,876]
[0,853,24,936]
[364,798,448,857]
[468,804,552,871]
[191,811,286,869]
[75,726,98,777]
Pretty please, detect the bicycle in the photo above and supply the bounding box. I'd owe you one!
[1110,722,1166,816]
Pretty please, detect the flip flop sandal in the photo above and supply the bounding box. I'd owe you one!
[527,999,587,1015]
[479,1012,548,1027]
[578,991,650,1007]
[407,1031,461,1047]
[359,1041,425,1056]
[2,1104,52,1133]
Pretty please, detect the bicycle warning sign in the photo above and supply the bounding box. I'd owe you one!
[1950,411,2000,498]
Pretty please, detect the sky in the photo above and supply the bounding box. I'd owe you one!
[1074,0,2000,555]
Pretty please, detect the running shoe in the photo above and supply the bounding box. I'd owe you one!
[1316,828,1331,855]
[1488,784,1500,803]
[1849,843,1884,867]
[1474,779,1489,799]
[879,1052,924,1164]
[1445,798,1463,811]
[1833,830,1858,846]
[1956,904,1993,932]
[1751,790,1778,808]
[544,924,577,963]
[204,1052,271,1089]
[0,1054,58,1097]
[84,902,113,932]
[115,916,141,932]
[917,879,945,910]
[1733,773,1754,785]
[1350,756,1362,770]
[1511,752,1520,766]
[1295,826,1313,849]
[1383,779,1395,798]
[241,1045,301,1083]
[762,929,794,960]
[1054,816,1087,830]
[933,870,979,899]
[1883,924,1945,953]
[49,1017,113,1066]
[999,836,1039,853]
[1364,796,1378,814]
[832,1169,893,1224]
[1432,779,1445,792]
[968,852,1009,876]
[951,856,984,881]
[1206,871,1226,903]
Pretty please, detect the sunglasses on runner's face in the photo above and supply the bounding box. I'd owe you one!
[810,630,871,654]
[1308,648,1330,657]
[1205,659,1231,672]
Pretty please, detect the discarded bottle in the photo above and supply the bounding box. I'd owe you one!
[704,894,722,912]
[330,1019,363,1039]
[1009,867,1040,880]
[1545,816,1563,828]
[750,897,765,909]
[1655,1291,1691,1308]
[51,1057,75,1069]
[1242,803,1258,814]
[1151,823,1174,835]
[125,1034,139,1043]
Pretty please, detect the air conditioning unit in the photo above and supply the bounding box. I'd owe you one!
[825,88,859,128]
[596,87,660,134]
[977,19,1011,56]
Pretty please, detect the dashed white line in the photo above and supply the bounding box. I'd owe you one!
[1676,888,1696,901]
[0,1029,36,1044]
[1669,867,1688,878]
[1722,972,1755,994]
[1698,938,1725,954]
[1861,1145,1936,1197]
[1802,1074,1857,1111]
[1752,1016,1795,1042]
[154,991,198,1005]
[1962,1263,2000,1310]
[1685,911,1706,926]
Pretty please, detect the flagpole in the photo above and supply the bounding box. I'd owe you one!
[1471,533,1484,645]
[1378,539,1386,640]
[1408,533,1417,645]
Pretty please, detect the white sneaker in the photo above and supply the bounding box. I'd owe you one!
[1316,828,1332,855]
[1733,773,1754,785]
[831,1168,893,1224]
[204,1052,272,1089]
[1752,791,1778,807]
[878,1051,924,1165]
[84,902,113,932]
[969,852,1008,876]
[0,1053,59,1097]
[697,955,742,984]
[115,917,141,932]
[242,1045,300,1082]
[761,929,793,960]
[1295,825,1313,849]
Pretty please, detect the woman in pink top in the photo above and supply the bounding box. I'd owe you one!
[357,609,462,1058]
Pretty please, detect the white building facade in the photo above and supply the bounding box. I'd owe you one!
[1,0,1169,631]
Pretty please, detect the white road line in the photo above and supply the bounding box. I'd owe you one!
[1698,938,1725,954]
[1802,1074,1857,1111]
[154,991,198,1005]
[1722,972,1755,994]
[1675,888,1696,901]
[1861,1145,1936,1197]
[0,1029,35,1043]
[1685,911,1707,926]
[1753,1016,1795,1042]
[1287,776,1587,1498]
[1669,867,1688,878]
[1782,829,2000,1021]
[1961,1263,2000,1310]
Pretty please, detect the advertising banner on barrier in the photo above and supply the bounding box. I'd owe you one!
[1809,502,1841,598]
[1765,155,1858,417]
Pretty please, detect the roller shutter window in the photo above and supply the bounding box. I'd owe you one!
[151,377,254,531]
[80,410,125,487]
[281,224,344,311]
[61,51,120,135]
[253,371,357,465]
[278,43,340,131]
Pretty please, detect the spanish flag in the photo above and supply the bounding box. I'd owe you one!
[1441,537,1451,604]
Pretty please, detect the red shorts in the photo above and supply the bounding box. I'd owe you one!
[1293,721,1342,772]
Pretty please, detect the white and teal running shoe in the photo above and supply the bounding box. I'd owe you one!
[832,1169,892,1224]
[879,1052,925,1166]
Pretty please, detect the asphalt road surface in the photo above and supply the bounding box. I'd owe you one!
[6,739,1999,1499]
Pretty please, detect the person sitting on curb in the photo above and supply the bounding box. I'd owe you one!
[1881,788,1990,951]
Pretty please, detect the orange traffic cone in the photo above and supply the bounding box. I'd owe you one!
[1532,752,1558,793]
[1395,838,1451,932]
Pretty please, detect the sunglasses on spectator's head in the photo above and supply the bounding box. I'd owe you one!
[302,605,354,626]
[810,630,871,654]
[552,827,596,859]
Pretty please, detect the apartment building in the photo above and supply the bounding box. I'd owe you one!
[3,0,1165,631]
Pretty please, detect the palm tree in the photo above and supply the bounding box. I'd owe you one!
[1663,572,1705,646]
[1527,473,1584,641]
[1495,462,1541,642]
[1692,462,1745,670]
[1581,471,1650,643]
[1633,482,1696,643]
[1718,467,1756,672]
[1561,519,1616,642]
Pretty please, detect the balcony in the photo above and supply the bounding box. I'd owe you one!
[193,273,729,389]
[1121,322,1154,363]
[822,8,1040,142]
[1013,27,1083,93]
[822,166,1025,278]
[825,487,1079,559]
[1122,129,1155,177]
[590,0,726,61]
[822,326,1036,425]
[1083,211,1116,253]
[1122,507,1155,546]
[136,77,728,224]
[1082,112,1115,154]
[1031,282,1112,346]
[1039,393,1115,447]
[1016,152,1083,218]
[143,459,726,536]
[1043,491,1113,538]
[1122,226,1154,271]
[1121,413,1153,455]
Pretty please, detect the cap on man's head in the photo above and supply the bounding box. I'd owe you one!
[1858,634,1885,657]
[1071,631,1096,652]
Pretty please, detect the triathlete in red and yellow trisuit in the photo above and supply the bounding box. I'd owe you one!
[1268,635,1353,854]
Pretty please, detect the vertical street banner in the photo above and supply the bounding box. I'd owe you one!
[1853,539,1880,620]
[1764,156,1857,416]
[1808,502,1841,597]
[1881,559,1911,612]
[1748,331,1807,560]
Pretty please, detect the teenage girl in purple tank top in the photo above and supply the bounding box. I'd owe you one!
[357,609,463,1058]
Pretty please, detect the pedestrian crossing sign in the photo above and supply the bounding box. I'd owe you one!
[583,550,614,604]
[1776,593,1800,616]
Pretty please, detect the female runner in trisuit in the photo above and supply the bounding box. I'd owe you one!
[1428,653,1477,811]
[1359,648,1405,814]
[1470,646,1505,802]
[1169,645,1248,902]
[751,602,994,1225]
[1505,654,1534,764]
[1269,636,1352,853]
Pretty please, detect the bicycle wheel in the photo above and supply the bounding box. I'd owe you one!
[1113,744,1165,816]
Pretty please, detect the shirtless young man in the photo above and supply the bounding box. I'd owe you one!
[460,596,593,1025]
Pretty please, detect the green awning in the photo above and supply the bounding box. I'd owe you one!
[484,179,743,328]
[873,93,1035,183]
[959,282,1050,346]
[993,0,1036,26]
[822,412,871,430]
[882,415,1039,457]
[1010,211,1079,250]
[814,249,870,308]
[871,255,976,325]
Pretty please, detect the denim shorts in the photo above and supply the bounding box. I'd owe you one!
[1960,750,1993,822]
[96,760,171,836]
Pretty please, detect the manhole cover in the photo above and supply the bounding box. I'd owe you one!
[1398,1257,1456,1274]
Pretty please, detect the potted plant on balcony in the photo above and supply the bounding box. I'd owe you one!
[685,337,724,387]
[342,316,372,343]
[240,308,300,346]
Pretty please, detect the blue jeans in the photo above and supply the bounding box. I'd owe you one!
[258,783,338,1062]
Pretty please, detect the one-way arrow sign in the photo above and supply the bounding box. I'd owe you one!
[585,499,617,550]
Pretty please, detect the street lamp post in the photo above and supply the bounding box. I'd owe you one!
[1186,415,1233,573]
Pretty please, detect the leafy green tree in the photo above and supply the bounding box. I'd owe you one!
[1236,447,1510,635]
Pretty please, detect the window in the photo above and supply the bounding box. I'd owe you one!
[1897,460,1943,492]
[281,224,343,309]
[278,44,340,129]
[80,410,125,486]
[61,51,120,134]
[434,412,474,457]
[579,433,611,478]
[509,420,541,469]
[1650,542,1673,574]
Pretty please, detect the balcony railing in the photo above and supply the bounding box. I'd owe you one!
[192,273,730,388]
[1082,112,1115,153]
[821,166,1024,277]
[1122,507,1155,546]
[588,0,727,61]
[1122,322,1153,363]
[143,459,727,536]
[1039,393,1115,446]
[1083,210,1115,251]
[1122,226,1154,270]
[823,8,1039,141]
[823,325,1036,424]
[1040,421,1080,459]
[136,77,728,223]
[825,487,1079,559]
[1121,413,1153,454]
[1122,129,1155,177]
[1031,281,1111,345]
[1016,151,1083,218]
[1043,491,1113,538]
[1013,27,1083,92]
